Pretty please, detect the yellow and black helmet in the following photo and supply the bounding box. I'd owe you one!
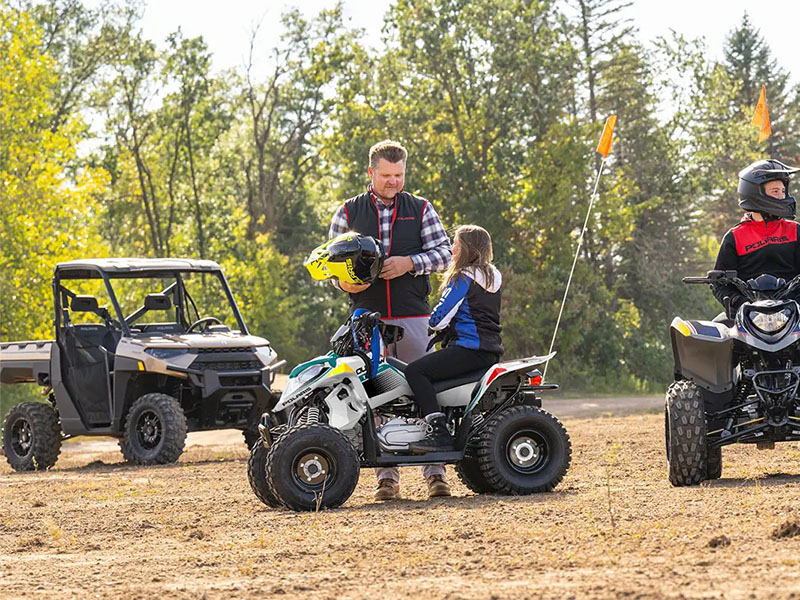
[305,233,385,285]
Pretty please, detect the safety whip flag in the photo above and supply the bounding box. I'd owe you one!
[751,84,772,143]
[545,114,617,379]
[596,114,617,158]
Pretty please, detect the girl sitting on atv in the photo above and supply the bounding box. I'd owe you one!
[406,225,504,453]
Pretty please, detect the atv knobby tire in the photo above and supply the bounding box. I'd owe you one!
[706,446,722,480]
[665,380,708,486]
[475,405,571,494]
[455,441,494,494]
[266,423,359,511]
[120,394,187,465]
[243,394,276,449]
[248,441,283,508]
[2,402,62,471]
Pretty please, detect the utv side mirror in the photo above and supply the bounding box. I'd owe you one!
[144,293,172,311]
[71,295,99,312]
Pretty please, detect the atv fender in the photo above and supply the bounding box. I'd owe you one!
[670,317,734,393]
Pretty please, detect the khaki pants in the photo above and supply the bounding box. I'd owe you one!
[375,315,446,482]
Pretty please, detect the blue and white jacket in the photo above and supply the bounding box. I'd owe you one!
[429,266,503,355]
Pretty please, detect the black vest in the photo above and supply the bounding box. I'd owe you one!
[344,191,431,318]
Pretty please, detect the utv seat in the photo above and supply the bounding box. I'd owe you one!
[71,324,120,353]
[61,324,118,426]
[138,323,183,335]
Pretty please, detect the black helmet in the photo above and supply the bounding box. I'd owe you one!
[737,159,799,219]
[305,233,385,285]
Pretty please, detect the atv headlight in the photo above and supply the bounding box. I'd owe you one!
[751,309,791,333]
[144,348,190,359]
[283,364,328,397]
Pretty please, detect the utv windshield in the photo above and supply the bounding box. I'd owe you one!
[56,269,246,337]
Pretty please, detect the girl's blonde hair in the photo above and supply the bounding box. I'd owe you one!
[439,225,495,293]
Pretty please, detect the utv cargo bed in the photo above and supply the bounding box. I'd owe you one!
[0,341,53,385]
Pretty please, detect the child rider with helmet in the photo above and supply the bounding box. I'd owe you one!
[713,159,800,319]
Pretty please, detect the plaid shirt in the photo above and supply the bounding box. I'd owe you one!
[328,187,452,275]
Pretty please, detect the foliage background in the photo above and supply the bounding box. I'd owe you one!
[2,0,799,418]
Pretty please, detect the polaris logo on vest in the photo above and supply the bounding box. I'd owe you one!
[396,216,415,221]
[745,235,790,252]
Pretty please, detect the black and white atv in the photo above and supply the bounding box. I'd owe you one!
[249,310,572,511]
[666,269,800,485]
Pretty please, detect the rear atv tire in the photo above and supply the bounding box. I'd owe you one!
[120,394,187,465]
[2,402,62,471]
[455,442,494,494]
[475,405,571,494]
[266,423,359,511]
[665,380,708,486]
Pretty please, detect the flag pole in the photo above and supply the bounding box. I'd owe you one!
[543,115,616,381]
[542,159,606,380]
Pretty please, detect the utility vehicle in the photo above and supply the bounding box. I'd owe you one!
[1,258,284,470]
[248,309,571,511]
[667,269,800,485]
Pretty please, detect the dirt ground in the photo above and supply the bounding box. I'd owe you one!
[3,410,800,599]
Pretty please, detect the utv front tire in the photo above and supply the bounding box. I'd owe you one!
[665,380,708,486]
[266,424,359,511]
[476,405,571,494]
[120,394,187,465]
[2,402,61,471]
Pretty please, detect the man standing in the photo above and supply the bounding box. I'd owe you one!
[329,140,452,500]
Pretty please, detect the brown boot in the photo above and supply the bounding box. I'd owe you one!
[374,479,400,501]
[427,474,451,498]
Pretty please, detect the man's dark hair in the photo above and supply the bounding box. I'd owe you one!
[369,140,407,169]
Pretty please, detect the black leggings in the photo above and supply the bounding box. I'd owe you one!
[404,346,499,417]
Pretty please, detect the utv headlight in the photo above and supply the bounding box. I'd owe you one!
[144,347,190,359]
[254,345,277,367]
[751,309,791,333]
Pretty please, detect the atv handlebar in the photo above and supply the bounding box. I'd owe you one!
[682,270,800,301]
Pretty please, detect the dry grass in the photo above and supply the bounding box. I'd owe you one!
[2,414,800,599]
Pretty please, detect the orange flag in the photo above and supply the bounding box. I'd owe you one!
[596,114,617,158]
[751,84,772,143]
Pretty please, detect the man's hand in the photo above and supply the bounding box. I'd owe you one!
[340,281,370,294]
[380,256,414,280]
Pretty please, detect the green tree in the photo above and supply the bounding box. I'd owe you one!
[0,6,108,344]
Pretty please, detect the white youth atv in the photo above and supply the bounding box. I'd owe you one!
[248,310,571,511]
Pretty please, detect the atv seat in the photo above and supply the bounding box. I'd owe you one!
[433,369,487,394]
[385,356,486,392]
[385,356,407,372]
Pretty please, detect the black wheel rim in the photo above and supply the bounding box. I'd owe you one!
[136,410,162,450]
[10,417,33,459]
[505,429,549,474]
[291,447,337,493]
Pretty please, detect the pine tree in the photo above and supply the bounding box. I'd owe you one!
[723,12,796,159]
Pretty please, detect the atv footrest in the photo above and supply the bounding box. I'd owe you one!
[374,451,464,466]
